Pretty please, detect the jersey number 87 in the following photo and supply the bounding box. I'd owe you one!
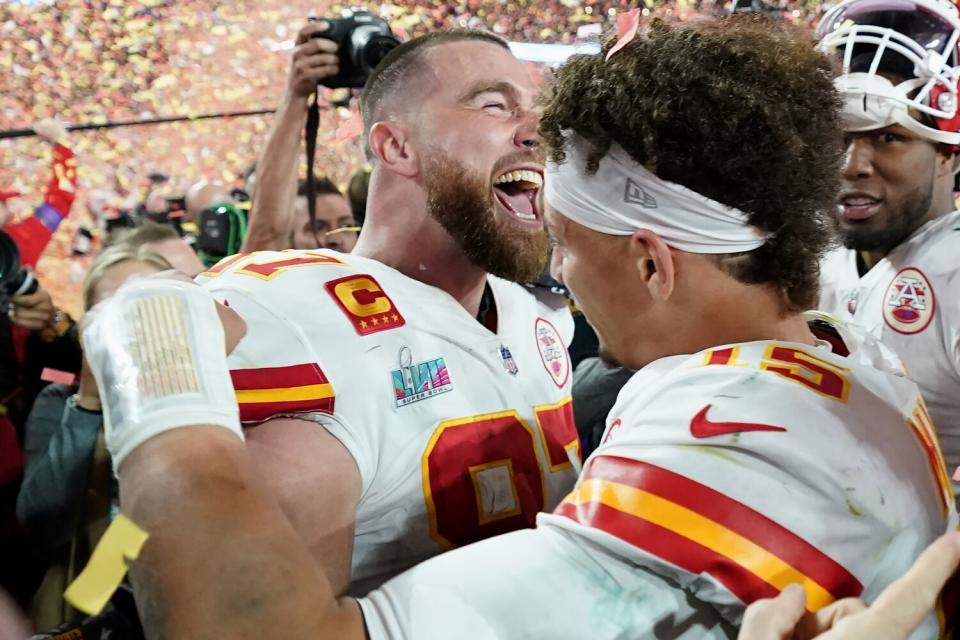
[422,398,579,548]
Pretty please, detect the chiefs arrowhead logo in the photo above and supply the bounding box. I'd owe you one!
[690,404,786,439]
[883,267,935,335]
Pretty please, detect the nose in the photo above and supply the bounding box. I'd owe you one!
[549,248,565,285]
[514,107,542,152]
[842,136,874,182]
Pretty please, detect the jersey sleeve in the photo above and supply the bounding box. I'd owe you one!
[945,271,960,377]
[358,527,733,640]
[214,286,378,494]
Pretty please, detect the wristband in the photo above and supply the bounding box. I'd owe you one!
[83,278,242,468]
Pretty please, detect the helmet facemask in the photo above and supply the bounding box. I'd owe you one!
[817,0,960,145]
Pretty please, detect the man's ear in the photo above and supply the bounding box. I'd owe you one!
[632,228,675,302]
[368,122,419,178]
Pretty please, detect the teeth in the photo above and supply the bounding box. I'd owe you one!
[494,169,543,187]
[514,211,537,221]
[843,197,878,206]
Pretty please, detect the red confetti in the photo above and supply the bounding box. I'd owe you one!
[41,367,76,385]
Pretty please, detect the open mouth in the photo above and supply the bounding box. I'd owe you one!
[493,168,543,225]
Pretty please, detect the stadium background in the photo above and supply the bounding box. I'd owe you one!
[0,0,824,316]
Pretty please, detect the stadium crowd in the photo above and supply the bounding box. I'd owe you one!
[1,0,960,638]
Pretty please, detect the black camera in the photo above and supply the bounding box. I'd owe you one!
[0,229,38,312]
[311,10,400,88]
[196,202,248,268]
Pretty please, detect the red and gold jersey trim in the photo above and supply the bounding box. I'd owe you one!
[230,363,335,422]
[554,456,862,611]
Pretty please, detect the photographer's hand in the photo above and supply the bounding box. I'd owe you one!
[288,21,340,102]
[9,287,55,331]
[243,21,338,253]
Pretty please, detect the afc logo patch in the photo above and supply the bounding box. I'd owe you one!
[325,274,406,336]
[535,318,569,388]
[883,267,935,335]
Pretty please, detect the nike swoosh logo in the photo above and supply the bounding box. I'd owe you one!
[690,404,786,439]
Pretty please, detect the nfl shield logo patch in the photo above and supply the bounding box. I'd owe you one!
[499,345,519,375]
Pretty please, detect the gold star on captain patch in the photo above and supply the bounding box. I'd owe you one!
[391,314,399,322]
[381,315,390,324]
[371,317,380,325]
[359,320,368,329]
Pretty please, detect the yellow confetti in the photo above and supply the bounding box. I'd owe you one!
[153,74,176,89]
[64,514,149,616]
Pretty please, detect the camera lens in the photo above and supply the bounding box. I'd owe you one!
[350,26,399,73]
[362,34,400,72]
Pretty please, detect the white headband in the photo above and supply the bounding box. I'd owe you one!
[544,136,770,254]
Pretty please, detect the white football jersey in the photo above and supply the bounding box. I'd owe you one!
[359,316,956,639]
[819,210,960,492]
[197,250,580,593]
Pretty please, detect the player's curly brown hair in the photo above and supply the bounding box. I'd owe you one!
[539,15,843,312]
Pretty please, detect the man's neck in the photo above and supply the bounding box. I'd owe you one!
[628,281,816,370]
[859,207,954,272]
[352,210,489,318]
[859,185,956,272]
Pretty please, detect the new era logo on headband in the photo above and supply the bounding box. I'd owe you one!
[624,178,658,208]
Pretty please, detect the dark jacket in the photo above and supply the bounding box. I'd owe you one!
[571,357,634,459]
[17,383,105,550]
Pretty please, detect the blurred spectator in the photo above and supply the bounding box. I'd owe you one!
[289,178,357,252]
[184,180,232,224]
[0,120,81,610]
[570,357,633,458]
[0,279,80,611]
[16,243,174,630]
[104,223,205,279]
[1,119,76,269]
[347,167,371,227]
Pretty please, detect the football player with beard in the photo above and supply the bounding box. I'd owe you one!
[193,29,580,596]
[816,0,960,497]
[83,15,954,640]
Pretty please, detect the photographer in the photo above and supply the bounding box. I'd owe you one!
[241,21,344,253]
[0,116,81,427]
[0,119,81,610]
